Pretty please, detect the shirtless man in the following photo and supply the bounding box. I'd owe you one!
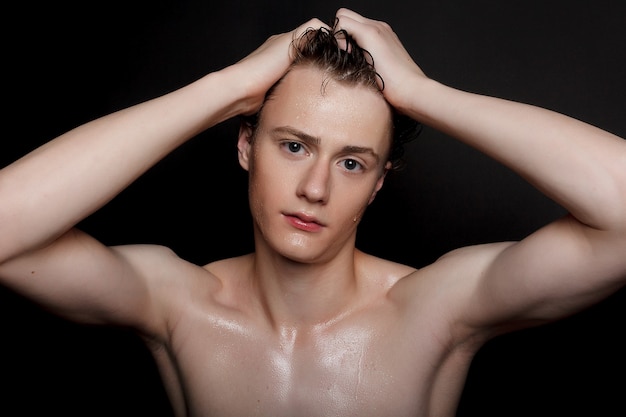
[1,8,625,417]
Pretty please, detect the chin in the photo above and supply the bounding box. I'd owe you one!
[275,239,328,264]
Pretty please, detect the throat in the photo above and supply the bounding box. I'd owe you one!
[256,264,360,328]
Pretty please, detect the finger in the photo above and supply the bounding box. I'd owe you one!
[335,8,368,24]
[333,10,385,44]
[293,17,329,39]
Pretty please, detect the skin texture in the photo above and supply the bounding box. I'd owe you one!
[0,8,625,417]
[150,68,456,416]
[240,66,392,265]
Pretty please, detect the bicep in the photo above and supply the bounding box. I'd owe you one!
[467,215,626,331]
[0,228,163,330]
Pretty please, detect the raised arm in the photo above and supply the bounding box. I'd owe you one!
[0,18,326,327]
[336,9,626,329]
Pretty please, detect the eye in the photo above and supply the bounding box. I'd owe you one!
[340,158,363,172]
[282,141,306,155]
[288,142,302,153]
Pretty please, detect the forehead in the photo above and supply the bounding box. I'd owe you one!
[259,66,393,151]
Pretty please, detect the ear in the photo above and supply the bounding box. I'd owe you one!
[368,161,392,205]
[237,122,254,171]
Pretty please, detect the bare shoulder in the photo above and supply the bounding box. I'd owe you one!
[384,242,517,335]
[107,243,227,329]
[113,243,218,287]
[384,242,515,294]
[351,245,519,357]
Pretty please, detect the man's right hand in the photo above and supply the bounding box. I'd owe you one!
[227,17,329,117]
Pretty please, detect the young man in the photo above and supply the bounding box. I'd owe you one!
[1,7,625,417]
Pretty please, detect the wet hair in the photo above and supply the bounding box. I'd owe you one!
[241,25,422,171]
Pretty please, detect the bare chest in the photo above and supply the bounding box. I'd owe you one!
[156,308,468,417]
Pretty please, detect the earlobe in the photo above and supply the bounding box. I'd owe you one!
[237,123,254,171]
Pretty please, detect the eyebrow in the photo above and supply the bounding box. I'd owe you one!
[271,126,381,164]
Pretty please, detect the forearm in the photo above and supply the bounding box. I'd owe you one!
[333,9,625,232]
[0,16,327,263]
[0,67,244,261]
[406,78,626,231]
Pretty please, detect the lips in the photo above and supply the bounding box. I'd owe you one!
[284,212,325,232]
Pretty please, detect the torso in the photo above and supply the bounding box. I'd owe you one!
[147,252,484,417]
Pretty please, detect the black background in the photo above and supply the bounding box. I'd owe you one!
[2,0,625,415]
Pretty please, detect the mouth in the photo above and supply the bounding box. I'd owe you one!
[283,212,325,232]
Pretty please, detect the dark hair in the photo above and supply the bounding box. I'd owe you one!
[242,25,422,171]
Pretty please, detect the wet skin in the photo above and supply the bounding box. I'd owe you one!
[146,66,481,416]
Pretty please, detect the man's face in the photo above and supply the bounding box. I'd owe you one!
[238,66,393,263]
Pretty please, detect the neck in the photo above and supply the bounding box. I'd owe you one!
[250,246,362,329]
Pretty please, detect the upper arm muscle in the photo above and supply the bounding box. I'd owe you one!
[467,215,626,330]
[0,228,165,331]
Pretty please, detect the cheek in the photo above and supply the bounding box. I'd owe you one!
[332,182,377,223]
[247,158,290,219]
[249,158,289,197]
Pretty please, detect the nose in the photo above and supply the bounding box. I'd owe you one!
[296,159,331,204]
